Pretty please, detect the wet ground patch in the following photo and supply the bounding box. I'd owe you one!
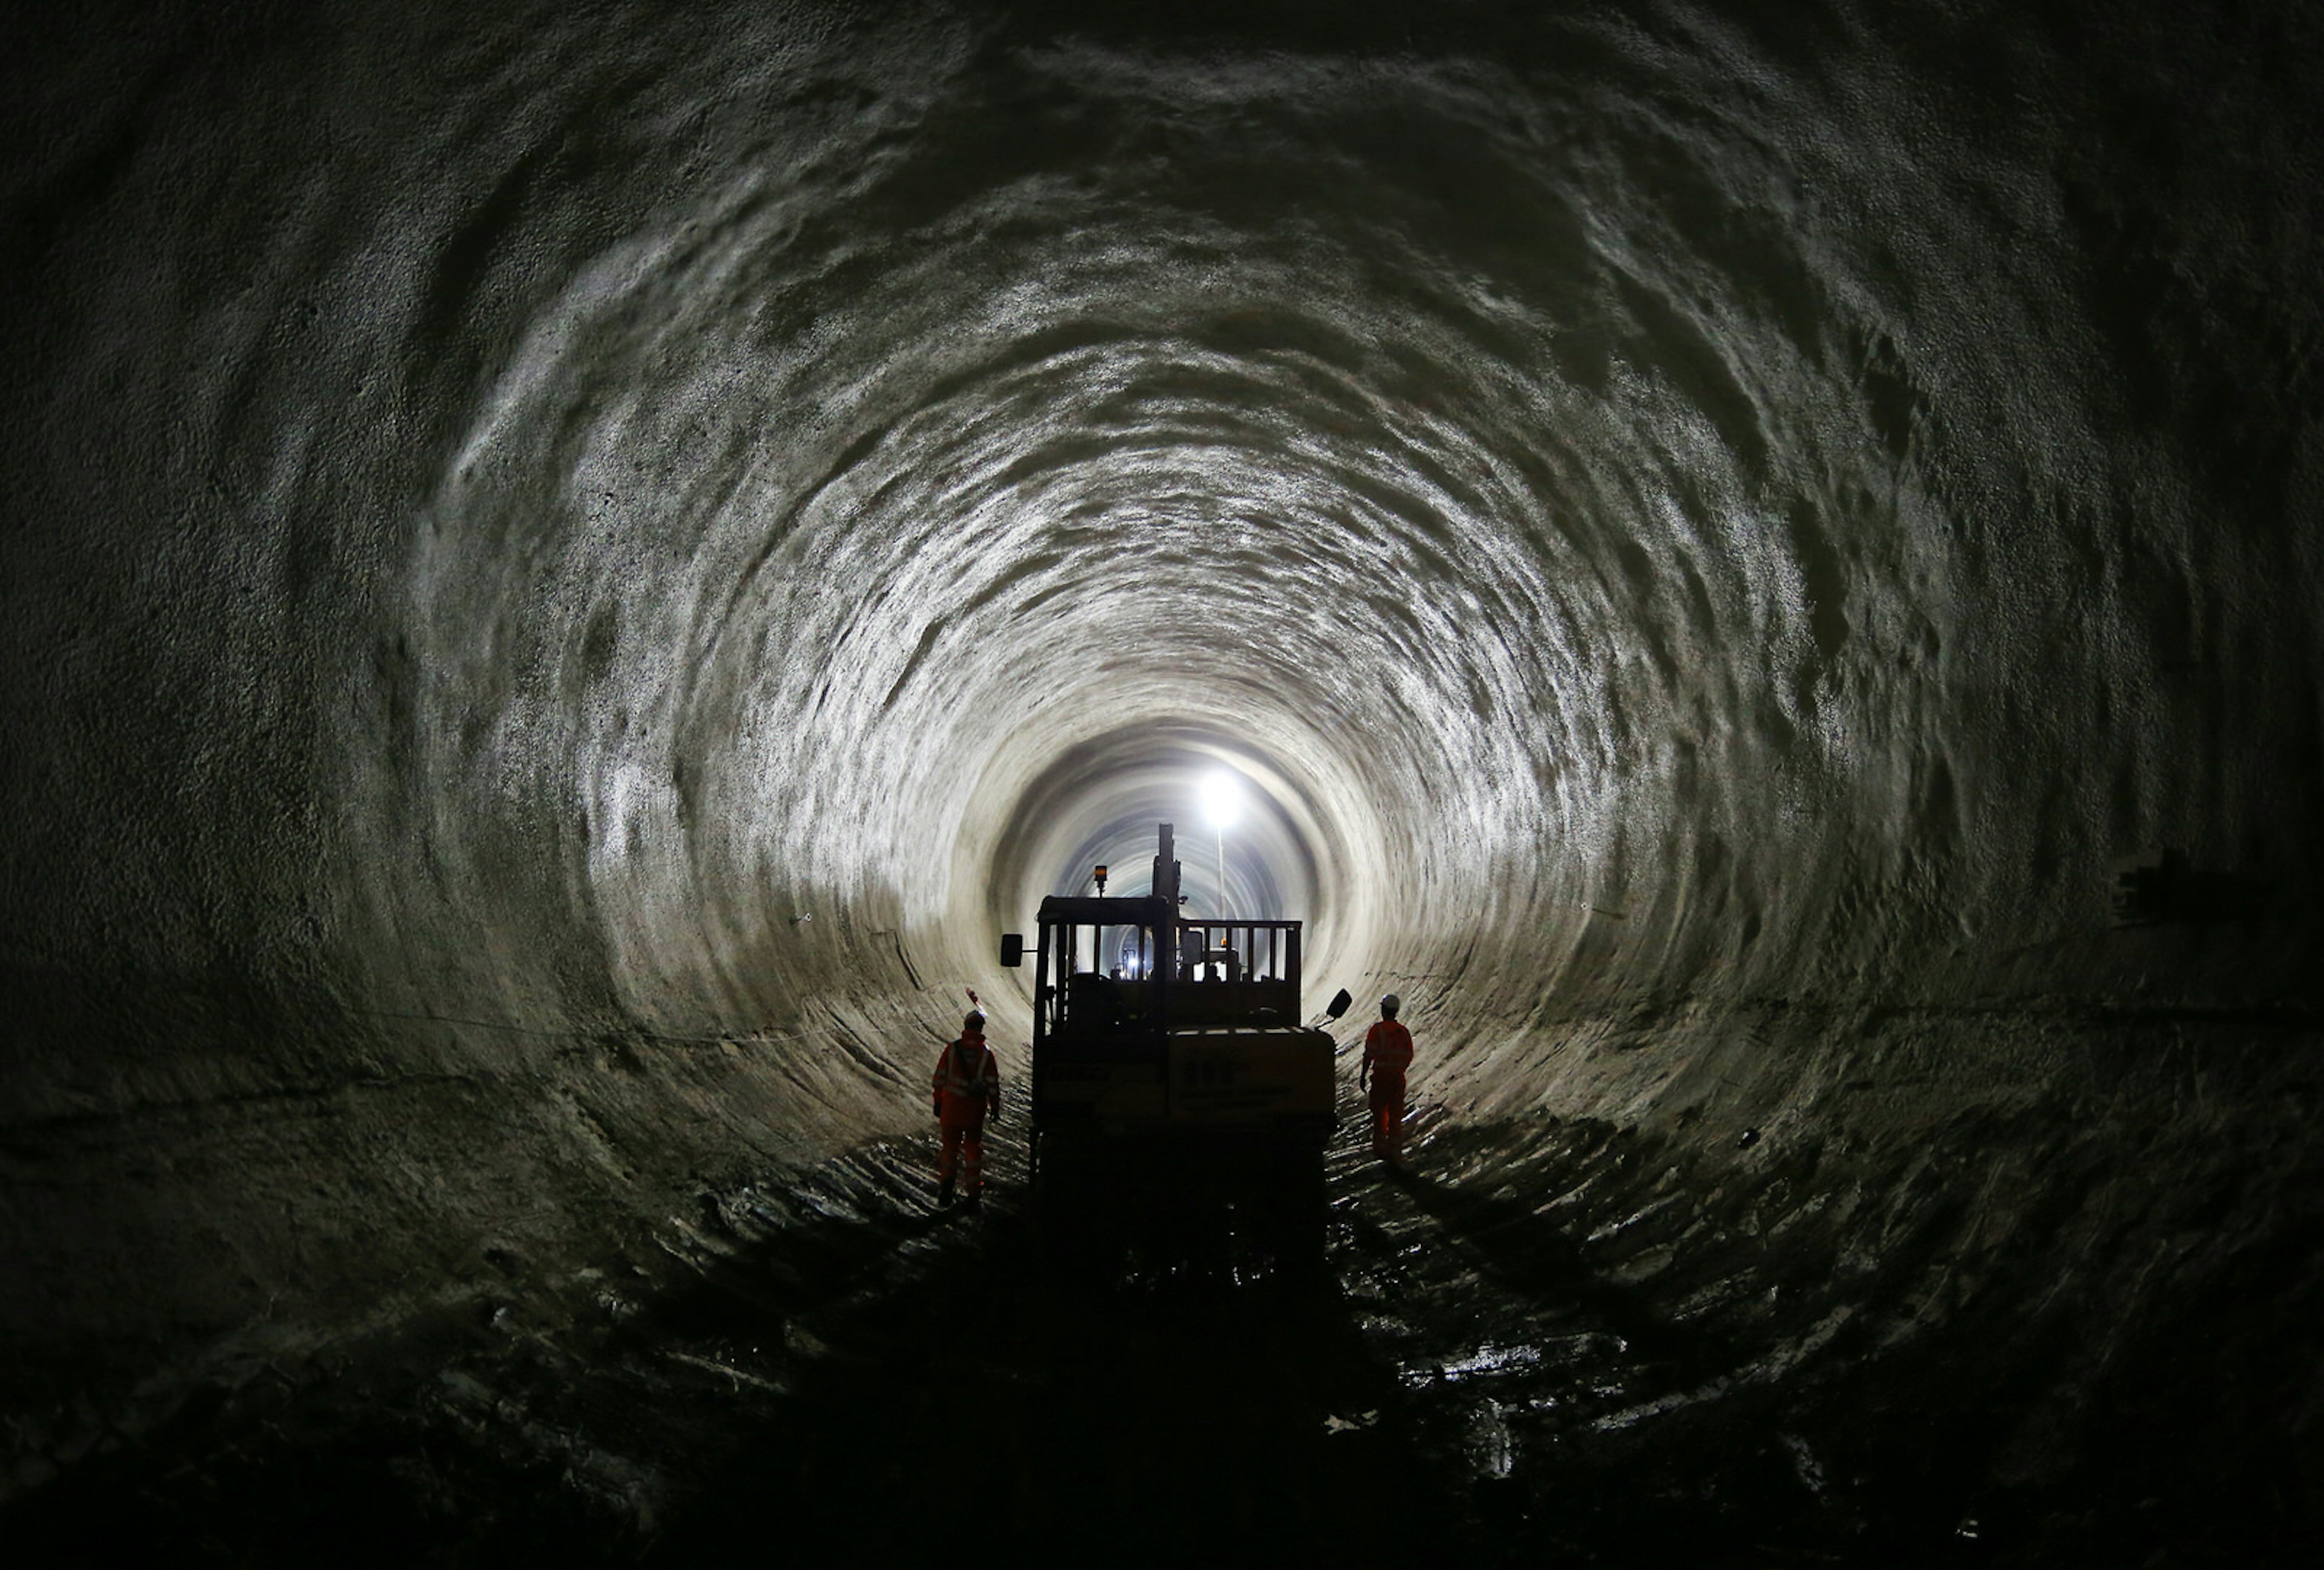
[8,1035,2321,1565]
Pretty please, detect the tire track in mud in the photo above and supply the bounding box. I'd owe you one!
[1319,1109,1919,1565]
[16,1046,2314,1566]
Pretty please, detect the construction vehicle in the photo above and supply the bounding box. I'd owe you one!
[999,822,1350,1205]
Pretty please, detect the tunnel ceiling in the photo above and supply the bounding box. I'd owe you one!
[2,0,2322,1428]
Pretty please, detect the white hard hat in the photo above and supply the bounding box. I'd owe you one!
[1381,993,1400,1016]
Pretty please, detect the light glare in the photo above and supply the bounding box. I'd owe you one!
[1200,770,1242,829]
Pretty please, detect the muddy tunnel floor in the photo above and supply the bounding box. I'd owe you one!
[13,1023,2320,1569]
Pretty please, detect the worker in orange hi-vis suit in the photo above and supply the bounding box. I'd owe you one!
[1359,994,1415,1161]
[931,1010,1002,1207]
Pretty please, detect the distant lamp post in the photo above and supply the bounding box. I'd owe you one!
[1200,770,1241,918]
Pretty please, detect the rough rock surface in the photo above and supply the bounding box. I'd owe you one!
[4,0,2319,1559]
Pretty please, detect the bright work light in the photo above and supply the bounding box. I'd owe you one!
[1200,770,1242,830]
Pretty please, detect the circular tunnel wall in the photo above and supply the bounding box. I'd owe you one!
[3,0,2320,1525]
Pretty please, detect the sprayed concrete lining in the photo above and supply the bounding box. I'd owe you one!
[3,0,2320,1557]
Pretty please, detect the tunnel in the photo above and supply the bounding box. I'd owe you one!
[3,0,2320,1560]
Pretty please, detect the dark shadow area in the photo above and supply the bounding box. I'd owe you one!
[643,1197,1458,1563]
[0,1141,1472,1566]
[2111,849,2292,928]
[7,1077,2322,1566]
[1336,1088,2324,1569]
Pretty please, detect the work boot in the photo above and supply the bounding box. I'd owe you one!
[937,1175,955,1206]
[963,1189,982,1211]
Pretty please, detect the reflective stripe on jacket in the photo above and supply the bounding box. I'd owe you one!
[1363,1020,1414,1080]
[933,1034,1001,1119]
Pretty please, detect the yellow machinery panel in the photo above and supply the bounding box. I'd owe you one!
[1166,1029,1335,1126]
